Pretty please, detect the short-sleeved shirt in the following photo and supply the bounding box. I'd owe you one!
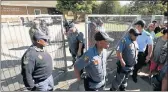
[153,37,167,63]
[117,35,139,66]
[137,30,153,52]
[67,31,84,55]
[74,45,107,89]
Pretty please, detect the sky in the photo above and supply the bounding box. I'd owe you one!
[119,1,131,6]
[97,1,131,6]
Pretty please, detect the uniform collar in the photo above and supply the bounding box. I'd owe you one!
[33,45,44,52]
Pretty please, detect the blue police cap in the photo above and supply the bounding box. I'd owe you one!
[34,31,49,40]
[129,28,141,36]
[95,31,114,42]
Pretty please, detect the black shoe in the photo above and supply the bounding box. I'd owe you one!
[132,75,137,83]
[119,86,126,91]
[109,87,116,91]
[109,88,113,91]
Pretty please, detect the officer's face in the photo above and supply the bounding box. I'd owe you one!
[37,39,48,46]
[99,40,109,49]
[135,25,142,32]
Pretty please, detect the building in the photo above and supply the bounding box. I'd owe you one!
[1,1,62,15]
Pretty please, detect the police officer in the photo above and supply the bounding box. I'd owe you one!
[88,21,97,47]
[110,28,141,91]
[96,19,105,32]
[21,31,54,91]
[66,22,85,67]
[40,20,51,44]
[74,31,114,91]
[29,19,41,44]
[132,20,153,83]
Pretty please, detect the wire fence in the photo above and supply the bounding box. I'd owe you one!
[1,14,165,91]
[84,15,165,85]
[1,15,67,91]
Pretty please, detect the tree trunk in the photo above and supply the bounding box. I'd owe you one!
[74,12,78,22]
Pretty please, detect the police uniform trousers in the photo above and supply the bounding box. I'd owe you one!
[133,52,147,78]
[32,75,54,91]
[84,77,105,91]
[110,65,132,91]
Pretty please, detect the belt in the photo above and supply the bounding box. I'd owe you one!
[85,77,100,84]
[34,75,52,84]
[139,52,145,54]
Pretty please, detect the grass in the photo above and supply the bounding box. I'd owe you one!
[104,23,129,32]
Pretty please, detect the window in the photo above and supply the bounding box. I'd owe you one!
[34,9,41,15]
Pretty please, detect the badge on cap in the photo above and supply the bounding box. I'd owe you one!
[38,54,43,60]
[93,60,99,65]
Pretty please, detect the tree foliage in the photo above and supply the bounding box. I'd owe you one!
[127,0,167,15]
[56,0,95,13]
[98,1,121,14]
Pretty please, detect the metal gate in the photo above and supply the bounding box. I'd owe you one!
[85,15,140,52]
[85,15,165,55]
[84,15,165,86]
[1,15,67,91]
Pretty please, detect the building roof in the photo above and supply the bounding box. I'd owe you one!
[1,1,57,7]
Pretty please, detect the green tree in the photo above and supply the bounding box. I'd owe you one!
[56,0,94,21]
[127,0,167,15]
[99,1,121,14]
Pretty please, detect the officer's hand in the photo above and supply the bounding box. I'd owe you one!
[120,60,126,67]
[77,51,81,57]
[145,55,151,63]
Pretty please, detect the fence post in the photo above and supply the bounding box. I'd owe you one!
[61,15,68,72]
[85,15,88,50]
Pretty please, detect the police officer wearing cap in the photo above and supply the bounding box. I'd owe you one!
[96,19,105,32]
[132,20,153,83]
[40,20,51,44]
[74,31,114,91]
[88,21,97,47]
[21,31,54,91]
[29,19,42,44]
[65,22,85,67]
[110,28,141,91]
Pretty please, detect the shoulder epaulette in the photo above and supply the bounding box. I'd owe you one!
[144,30,151,36]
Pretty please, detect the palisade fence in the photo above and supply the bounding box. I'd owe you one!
[85,15,164,57]
[85,15,164,85]
[1,14,164,91]
[1,15,67,91]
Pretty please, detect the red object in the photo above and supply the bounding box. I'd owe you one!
[150,60,158,72]
[149,60,163,72]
